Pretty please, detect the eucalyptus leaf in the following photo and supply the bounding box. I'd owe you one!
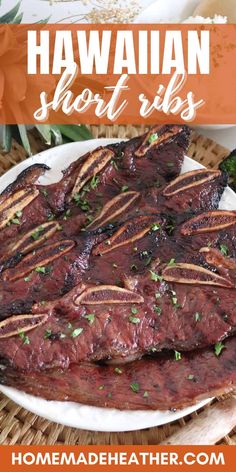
[2,125,12,153]
[17,125,32,156]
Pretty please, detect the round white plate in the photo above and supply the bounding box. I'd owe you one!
[0,138,235,432]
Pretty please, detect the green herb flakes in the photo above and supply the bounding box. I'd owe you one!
[71,327,83,338]
[114,368,123,375]
[220,244,228,256]
[187,374,195,381]
[168,258,176,267]
[214,342,225,356]
[35,266,46,274]
[150,270,163,282]
[148,133,158,144]
[131,307,138,315]
[129,316,140,324]
[84,314,95,324]
[151,223,160,232]
[121,185,129,193]
[18,331,30,345]
[91,175,100,189]
[195,312,201,322]
[174,351,182,361]
[153,305,162,315]
[44,329,52,339]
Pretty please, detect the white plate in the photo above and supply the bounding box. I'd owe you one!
[0,138,235,432]
[135,0,234,131]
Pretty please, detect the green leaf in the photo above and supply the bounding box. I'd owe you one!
[17,125,32,156]
[50,125,63,146]
[2,125,12,153]
[11,12,23,23]
[35,125,52,145]
[0,1,21,23]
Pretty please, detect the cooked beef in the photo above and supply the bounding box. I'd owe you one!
[0,255,236,371]
[1,335,236,410]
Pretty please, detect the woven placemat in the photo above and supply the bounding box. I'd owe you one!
[0,125,235,446]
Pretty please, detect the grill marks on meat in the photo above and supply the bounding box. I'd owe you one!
[1,335,236,410]
[1,124,236,410]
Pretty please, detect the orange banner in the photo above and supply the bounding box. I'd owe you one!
[0,445,235,471]
[0,24,236,125]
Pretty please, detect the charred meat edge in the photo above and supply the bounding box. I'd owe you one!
[3,239,75,282]
[162,170,222,197]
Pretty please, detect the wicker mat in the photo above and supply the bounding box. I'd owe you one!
[0,125,235,446]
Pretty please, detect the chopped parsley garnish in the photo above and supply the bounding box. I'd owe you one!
[155,292,161,299]
[67,322,73,329]
[35,266,46,274]
[63,209,71,220]
[15,211,22,218]
[114,368,123,375]
[195,312,201,322]
[167,162,174,167]
[129,316,140,324]
[90,175,100,189]
[130,382,140,393]
[220,244,228,256]
[41,188,48,197]
[31,226,44,241]
[131,307,138,315]
[84,314,95,324]
[172,297,178,306]
[187,374,195,381]
[150,270,163,282]
[71,327,84,338]
[74,194,90,211]
[24,276,31,282]
[151,223,160,232]
[111,160,118,170]
[174,350,182,361]
[153,305,162,315]
[148,133,159,144]
[214,341,225,356]
[143,391,149,398]
[121,185,129,193]
[48,212,55,221]
[168,258,176,267]
[18,331,30,345]
[11,218,21,225]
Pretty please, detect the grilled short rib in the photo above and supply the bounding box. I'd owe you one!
[0,124,236,410]
[1,335,236,410]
